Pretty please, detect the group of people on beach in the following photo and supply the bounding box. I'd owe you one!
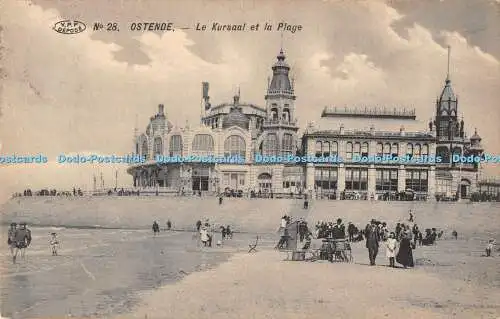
[7,222,61,263]
[7,222,32,263]
[152,220,173,235]
[195,219,233,247]
[273,209,495,268]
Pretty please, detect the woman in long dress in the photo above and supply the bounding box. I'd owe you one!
[396,228,414,268]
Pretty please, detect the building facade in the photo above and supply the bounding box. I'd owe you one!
[127,48,485,200]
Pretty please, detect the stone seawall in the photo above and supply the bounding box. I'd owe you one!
[1,197,499,235]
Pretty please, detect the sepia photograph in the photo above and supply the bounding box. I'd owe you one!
[0,0,499,318]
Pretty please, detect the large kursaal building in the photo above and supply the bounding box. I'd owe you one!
[127,49,486,200]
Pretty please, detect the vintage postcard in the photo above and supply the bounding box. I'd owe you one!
[0,0,499,318]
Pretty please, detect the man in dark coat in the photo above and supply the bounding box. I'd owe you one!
[365,219,380,266]
[332,218,345,239]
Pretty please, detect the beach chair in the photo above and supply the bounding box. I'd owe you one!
[248,236,259,253]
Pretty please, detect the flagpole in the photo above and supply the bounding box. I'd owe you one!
[201,82,204,125]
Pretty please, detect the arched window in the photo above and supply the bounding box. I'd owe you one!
[361,142,369,157]
[346,142,353,160]
[282,109,290,123]
[353,142,361,157]
[169,135,182,156]
[406,143,413,156]
[263,133,279,156]
[452,146,462,157]
[391,143,399,157]
[153,137,163,157]
[282,133,294,156]
[271,105,278,121]
[322,141,330,157]
[192,134,214,156]
[331,141,338,155]
[224,135,246,160]
[376,143,383,156]
[414,144,421,157]
[141,140,149,160]
[383,143,391,156]
[315,141,322,157]
[436,146,449,163]
[422,144,429,156]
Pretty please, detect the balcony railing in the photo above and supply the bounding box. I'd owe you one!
[264,118,298,126]
[322,106,416,119]
[266,89,295,95]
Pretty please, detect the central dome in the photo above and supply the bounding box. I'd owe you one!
[223,105,249,130]
[222,94,250,130]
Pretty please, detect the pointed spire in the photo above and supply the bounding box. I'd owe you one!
[446,45,451,83]
[133,114,138,139]
[280,31,284,52]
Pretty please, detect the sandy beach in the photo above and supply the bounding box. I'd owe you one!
[122,237,500,319]
[2,199,500,318]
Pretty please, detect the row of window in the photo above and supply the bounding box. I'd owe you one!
[314,141,430,159]
[138,134,247,160]
[436,146,463,163]
[262,133,294,156]
[313,168,429,192]
[204,117,266,130]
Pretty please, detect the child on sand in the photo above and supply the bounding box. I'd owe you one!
[486,239,495,257]
[49,232,59,256]
[385,232,397,267]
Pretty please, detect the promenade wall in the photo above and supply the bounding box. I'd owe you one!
[1,197,499,236]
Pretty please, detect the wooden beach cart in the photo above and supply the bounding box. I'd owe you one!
[278,220,319,261]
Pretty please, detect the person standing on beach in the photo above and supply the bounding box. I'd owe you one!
[365,220,380,266]
[152,221,160,236]
[486,239,495,257]
[396,228,414,268]
[49,232,59,256]
[166,220,172,231]
[385,232,397,268]
[408,210,414,223]
[196,220,202,232]
[200,226,209,247]
[7,223,17,257]
[12,222,32,264]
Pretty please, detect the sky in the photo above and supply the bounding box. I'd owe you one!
[0,0,499,204]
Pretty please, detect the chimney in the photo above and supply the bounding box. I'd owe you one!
[340,123,345,135]
[158,104,164,115]
[400,125,405,136]
[370,124,375,135]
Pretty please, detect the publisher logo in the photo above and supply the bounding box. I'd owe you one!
[53,20,86,34]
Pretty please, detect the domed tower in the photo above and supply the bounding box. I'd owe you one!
[434,46,463,165]
[222,94,250,130]
[261,48,299,156]
[468,128,484,170]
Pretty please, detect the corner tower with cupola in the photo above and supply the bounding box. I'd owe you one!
[260,48,299,157]
[431,46,483,200]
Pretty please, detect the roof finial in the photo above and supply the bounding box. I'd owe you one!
[280,31,284,53]
[446,45,451,82]
[133,114,138,139]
